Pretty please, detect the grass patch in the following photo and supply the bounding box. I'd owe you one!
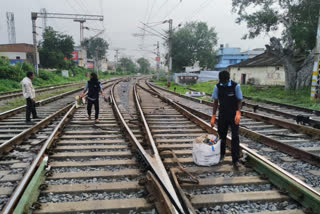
[0,86,81,113]
[153,80,320,111]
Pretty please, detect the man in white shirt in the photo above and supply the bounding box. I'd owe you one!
[21,72,38,123]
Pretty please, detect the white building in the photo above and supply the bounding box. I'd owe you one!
[229,52,285,86]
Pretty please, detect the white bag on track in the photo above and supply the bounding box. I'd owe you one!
[192,134,221,166]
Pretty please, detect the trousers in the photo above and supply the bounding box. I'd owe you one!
[26,98,37,121]
[217,114,240,164]
[87,98,99,119]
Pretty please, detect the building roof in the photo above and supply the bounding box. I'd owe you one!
[0,43,34,53]
[229,51,283,68]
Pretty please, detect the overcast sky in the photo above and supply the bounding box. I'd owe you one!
[0,0,276,64]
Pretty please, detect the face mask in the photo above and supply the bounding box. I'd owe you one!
[220,80,229,87]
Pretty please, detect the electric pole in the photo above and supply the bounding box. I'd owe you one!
[31,13,39,75]
[165,19,173,86]
[156,41,160,73]
[31,12,103,76]
[74,19,86,44]
[311,8,320,99]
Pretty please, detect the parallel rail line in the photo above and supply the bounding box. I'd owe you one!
[2,77,320,214]
[137,80,320,213]
[151,82,320,168]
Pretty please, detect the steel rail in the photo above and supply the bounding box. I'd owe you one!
[133,83,186,214]
[0,81,118,213]
[142,82,320,213]
[149,82,320,167]
[0,79,117,120]
[0,82,84,97]
[110,80,184,214]
[1,104,76,214]
[186,86,320,120]
[0,82,84,101]
[0,103,73,154]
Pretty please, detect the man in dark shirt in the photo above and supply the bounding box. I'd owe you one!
[211,70,242,169]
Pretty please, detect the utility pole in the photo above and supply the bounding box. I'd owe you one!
[6,12,16,44]
[114,49,120,71]
[31,12,103,76]
[156,41,160,72]
[74,19,86,44]
[311,8,320,99]
[164,19,173,86]
[31,13,39,75]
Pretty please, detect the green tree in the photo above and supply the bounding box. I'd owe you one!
[119,57,136,73]
[170,21,218,72]
[231,0,320,89]
[82,37,109,60]
[137,57,151,74]
[39,27,74,68]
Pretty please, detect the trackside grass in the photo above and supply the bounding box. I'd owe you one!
[153,80,320,111]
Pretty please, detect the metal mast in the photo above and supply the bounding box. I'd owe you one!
[31,12,104,75]
[6,12,16,44]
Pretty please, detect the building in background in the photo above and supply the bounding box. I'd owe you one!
[0,43,38,65]
[215,44,264,70]
[73,46,87,67]
[229,51,285,86]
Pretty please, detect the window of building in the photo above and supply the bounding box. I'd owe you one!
[276,67,280,70]
[237,67,240,71]
[16,56,20,60]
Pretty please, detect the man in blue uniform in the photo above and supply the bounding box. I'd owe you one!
[211,70,242,169]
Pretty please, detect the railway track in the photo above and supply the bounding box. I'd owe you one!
[187,87,320,126]
[147,81,320,189]
[136,80,320,213]
[0,82,85,102]
[1,77,320,213]
[0,79,117,212]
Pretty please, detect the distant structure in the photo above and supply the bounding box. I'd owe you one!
[229,51,285,86]
[215,44,264,70]
[0,43,38,65]
[185,61,201,73]
[6,12,16,44]
[40,8,48,30]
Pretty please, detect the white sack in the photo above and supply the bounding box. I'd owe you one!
[192,134,221,166]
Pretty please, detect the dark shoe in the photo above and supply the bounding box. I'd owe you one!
[88,115,91,120]
[33,116,41,119]
[95,119,99,123]
[233,162,241,171]
[25,120,33,124]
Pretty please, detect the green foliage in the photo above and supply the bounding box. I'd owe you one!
[119,57,137,73]
[0,57,26,82]
[170,21,218,72]
[137,57,151,74]
[232,0,320,54]
[82,37,109,60]
[0,79,21,92]
[39,27,75,68]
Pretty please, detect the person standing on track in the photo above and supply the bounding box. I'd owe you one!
[210,70,243,169]
[21,71,38,123]
[80,72,104,122]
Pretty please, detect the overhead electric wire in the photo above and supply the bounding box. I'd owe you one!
[162,1,182,20]
[178,0,214,26]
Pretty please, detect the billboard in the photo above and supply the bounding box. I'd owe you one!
[87,62,94,69]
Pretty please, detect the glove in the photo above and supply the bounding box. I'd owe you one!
[210,114,216,127]
[235,110,241,125]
